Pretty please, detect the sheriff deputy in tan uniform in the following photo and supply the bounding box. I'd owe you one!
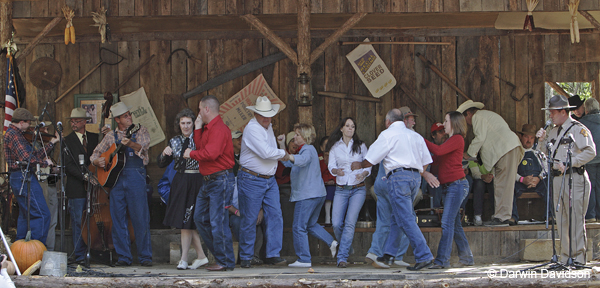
[537,94,596,265]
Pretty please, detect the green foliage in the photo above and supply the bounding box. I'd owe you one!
[557,82,592,100]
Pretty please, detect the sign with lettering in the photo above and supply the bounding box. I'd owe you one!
[120,87,165,147]
[220,74,286,132]
[346,40,396,98]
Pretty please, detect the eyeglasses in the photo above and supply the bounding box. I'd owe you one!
[118,112,132,119]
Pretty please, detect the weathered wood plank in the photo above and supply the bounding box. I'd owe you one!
[117,41,140,96]
[529,35,545,128]
[356,0,373,13]
[323,38,341,137]
[170,41,189,96]
[186,39,208,111]
[190,0,208,15]
[310,38,326,139]
[514,35,528,132]
[243,0,261,14]
[459,0,482,12]
[118,0,134,16]
[221,39,244,101]
[279,38,297,131]
[208,0,225,14]
[206,39,224,99]
[100,42,119,95]
[79,42,101,94]
[441,36,457,111]
[443,0,460,12]
[55,39,80,134]
[408,0,425,12]
[481,0,504,11]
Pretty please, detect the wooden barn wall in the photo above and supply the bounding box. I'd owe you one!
[3,0,600,182]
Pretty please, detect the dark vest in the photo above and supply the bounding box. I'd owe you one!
[517,150,542,177]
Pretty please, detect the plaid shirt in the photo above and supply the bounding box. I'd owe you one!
[4,124,53,170]
[90,125,150,165]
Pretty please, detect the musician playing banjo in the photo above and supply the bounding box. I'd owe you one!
[90,102,153,267]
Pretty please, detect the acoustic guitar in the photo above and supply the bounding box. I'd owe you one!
[97,123,140,187]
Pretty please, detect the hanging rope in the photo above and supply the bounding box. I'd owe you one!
[523,0,539,31]
[569,0,581,43]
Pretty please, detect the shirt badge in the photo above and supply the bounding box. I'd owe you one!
[581,128,589,137]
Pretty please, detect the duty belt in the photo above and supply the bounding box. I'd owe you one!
[203,169,232,181]
[552,166,585,177]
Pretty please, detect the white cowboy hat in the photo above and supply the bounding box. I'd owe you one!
[246,96,280,118]
[110,102,131,118]
[456,100,485,114]
[66,107,92,119]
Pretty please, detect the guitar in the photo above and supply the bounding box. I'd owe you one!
[97,123,141,188]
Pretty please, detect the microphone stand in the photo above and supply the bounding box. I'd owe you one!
[56,124,66,253]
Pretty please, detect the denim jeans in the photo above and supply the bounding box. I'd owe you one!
[368,173,410,260]
[332,186,365,264]
[435,179,474,267]
[10,171,50,244]
[383,169,433,263]
[69,198,87,260]
[195,171,235,268]
[293,196,334,263]
[110,168,152,264]
[237,170,283,260]
[586,163,600,219]
[512,180,549,222]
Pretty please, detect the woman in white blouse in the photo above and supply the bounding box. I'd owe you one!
[326,117,371,268]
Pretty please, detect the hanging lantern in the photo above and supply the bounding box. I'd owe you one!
[296,72,313,106]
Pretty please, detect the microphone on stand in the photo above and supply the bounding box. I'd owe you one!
[36,164,41,181]
[56,121,63,133]
[38,102,49,123]
[33,122,46,130]
[79,154,85,169]
[533,119,553,150]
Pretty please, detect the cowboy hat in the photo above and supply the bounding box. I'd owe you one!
[518,124,537,136]
[110,102,131,118]
[399,106,418,118]
[231,131,243,139]
[286,131,296,146]
[542,95,576,110]
[66,107,92,119]
[246,96,280,118]
[568,94,584,110]
[456,100,485,113]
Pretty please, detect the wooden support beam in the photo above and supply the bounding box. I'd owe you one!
[297,0,310,75]
[317,91,381,103]
[579,11,600,30]
[183,52,287,99]
[0,1,12,48]
[546,81,570,97]
[415,52,471,102]
[15,17,62,64]
[241,14,297,66]
[55,62,103,103]
[341,41,451,46]
[310,12,367,65]
[396,84,436,122]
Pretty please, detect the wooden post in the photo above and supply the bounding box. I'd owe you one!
[297,0,312,124]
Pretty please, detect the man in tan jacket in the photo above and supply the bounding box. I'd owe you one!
[458,100,524,226]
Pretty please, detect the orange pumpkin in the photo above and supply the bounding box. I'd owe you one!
[10,231,46,272]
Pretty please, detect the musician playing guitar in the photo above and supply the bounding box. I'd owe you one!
[90,102,153,267]
[64,108,99,263]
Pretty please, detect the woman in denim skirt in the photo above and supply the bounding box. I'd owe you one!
[423,111,474,269]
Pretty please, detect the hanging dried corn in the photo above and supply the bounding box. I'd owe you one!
[569,0,581,43]
[61,6,75,45]
[523,0,539,31]
[91,7,108,44]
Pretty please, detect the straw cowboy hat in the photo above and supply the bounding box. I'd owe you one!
[66,107,92,120]
[12,108,36,122]
[110,102,131,118]
[456,100,485,114]
[399,106,418,118]
[286,131,296,146]
[231,131,243,139]
[518,124,537,136]
[542,95,575,110]
[246,96,280,118]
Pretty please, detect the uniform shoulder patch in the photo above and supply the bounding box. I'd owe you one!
[581,128,589,137]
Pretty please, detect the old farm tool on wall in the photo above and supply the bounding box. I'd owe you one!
[183,52,287,99]
[415,52,471,101]
[111,54,155,94]
[495,76,533,102]
[29,57,62,90]
[166,49,202,65]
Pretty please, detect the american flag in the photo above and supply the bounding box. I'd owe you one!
[3,55,18,133]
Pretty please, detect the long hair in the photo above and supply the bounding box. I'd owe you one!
[447,111,467,138]
[325,117,363,154]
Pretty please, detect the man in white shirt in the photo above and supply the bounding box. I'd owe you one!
[237,96,288,268]
[351,108,435,271]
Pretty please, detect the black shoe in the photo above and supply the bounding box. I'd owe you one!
[114,260,131,266]
[140,261,152,267]
[484,218,509,227]
[264,257,286,265]
[407,260,433,271]
[240,260,251,268]
[376,254,395,266]
[428,263,446,269]
[250,256,263,265]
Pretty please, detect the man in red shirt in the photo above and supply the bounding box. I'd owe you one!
[184,95,235,271]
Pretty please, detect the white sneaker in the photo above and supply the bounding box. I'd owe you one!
[288,260,311,268]
[371,258,390,269]
[177,260,188,270]
[330,240,338,258]
[189,258,209,269]
[365,253,377,263]
[474,215,483,226]
[393,260,410,267]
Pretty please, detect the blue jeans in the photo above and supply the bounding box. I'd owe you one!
[368,175,410,260]
[435,179,474,267]
[10,171,50,244]
[293,196,334,263]
[69,198,87,260]
[383,169,433,263]
[237,170,283,260]
[110,168,152,264]
[512,180,548,221]
[195,171,235,268]
[586,163,600,219]
[332,186,365,264]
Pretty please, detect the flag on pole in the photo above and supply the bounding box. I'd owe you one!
[4,55,18,133]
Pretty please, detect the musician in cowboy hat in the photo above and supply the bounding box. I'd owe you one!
[536,94,595,265]
[63,107,98,262]
[90,102,153,267]
[458,100,524,227]
[568,94,586,121]
[237,96,288,268]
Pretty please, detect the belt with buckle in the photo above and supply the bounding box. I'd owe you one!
[386,167,419,178]
[203,169,232,181]
[441,177,467,189]
[336,182,366,190]
[552,166,585,177]
[241,167,273,179]
[184,170,200,174]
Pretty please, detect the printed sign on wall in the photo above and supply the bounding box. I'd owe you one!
[346,40,396,98]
